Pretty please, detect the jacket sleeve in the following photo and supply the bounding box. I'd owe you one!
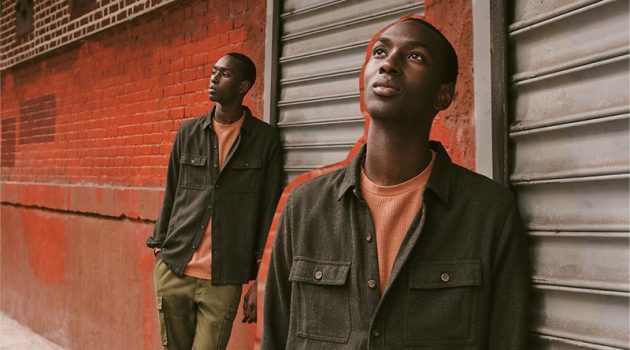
[262,194,293,350]
[146,129,182,249]
[254,129,283,261]
[488,197,530,349]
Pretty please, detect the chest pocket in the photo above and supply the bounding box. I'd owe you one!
[180,153,207,190]
[225,159,262,193]
[405,260,481,345]
[289,257,351,344]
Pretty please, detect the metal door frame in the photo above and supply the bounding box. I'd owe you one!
[263,0,280,125]
[473,0,508,184]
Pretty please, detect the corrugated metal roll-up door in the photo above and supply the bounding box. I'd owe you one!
[507,0,630,348]
[276,0,423,182]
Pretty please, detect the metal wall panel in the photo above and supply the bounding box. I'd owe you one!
[510,114,629,180]
[508,0,630,348]
[510,0,629,80]
[276,0,423,178]
[531,286,629,348]
[531,336,625,350]
[511,56,629,130]
[515,176,629,231]
[511,0,599,25]
[530,233,629,291]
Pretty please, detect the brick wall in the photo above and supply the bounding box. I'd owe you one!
[1,0,180,69]
[0,0,266,348]
[2,0,266,186]
[425,0,475,170]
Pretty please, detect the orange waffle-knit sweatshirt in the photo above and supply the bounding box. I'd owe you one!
[360,151,435,293]
[183,115,245,280]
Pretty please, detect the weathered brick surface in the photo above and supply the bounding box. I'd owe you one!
[1,0,267,188]
[425,0,475,171]
[1,0,265,349]
[1,205,158,349]
[1,0,177,69]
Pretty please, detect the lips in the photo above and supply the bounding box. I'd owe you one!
[372,80,401,97]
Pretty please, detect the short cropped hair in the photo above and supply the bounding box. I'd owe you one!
[226,52,257,89]
[405,18,458,85]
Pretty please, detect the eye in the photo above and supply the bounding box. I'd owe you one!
[409,52,425,61]
[372,47,387,58]
[222,72,230,77]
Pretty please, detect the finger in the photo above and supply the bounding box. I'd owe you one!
[242,305,252,323]
[247,305,256,323]
[242,309,251,323]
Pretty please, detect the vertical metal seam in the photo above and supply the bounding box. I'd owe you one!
[490,0,509,185]
[263,0,280,125]
[472,0,494,178]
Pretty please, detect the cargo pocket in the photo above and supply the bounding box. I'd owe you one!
[156,295,169,347]
[405,260,481,346]
[180,153,207,190]
[289,257,351,344]
[217,294,240,349]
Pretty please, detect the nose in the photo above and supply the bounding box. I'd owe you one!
[379,53,400,75]
[210,73,219,84]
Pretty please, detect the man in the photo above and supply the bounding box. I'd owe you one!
[263,17,529,349]
[147,52,282,350]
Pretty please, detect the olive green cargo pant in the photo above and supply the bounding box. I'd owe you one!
[154,260,242,350]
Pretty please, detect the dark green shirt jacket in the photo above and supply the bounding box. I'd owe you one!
[147,106,283,285]
[263,142,530,349]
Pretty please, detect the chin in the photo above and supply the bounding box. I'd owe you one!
[366,103,400,121]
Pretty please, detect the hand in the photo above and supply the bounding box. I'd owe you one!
[242,281,257,323]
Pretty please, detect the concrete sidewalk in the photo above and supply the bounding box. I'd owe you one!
[0,313,63,350]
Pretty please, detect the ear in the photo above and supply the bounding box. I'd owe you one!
[433,82,455,111]
[239,80,252,95]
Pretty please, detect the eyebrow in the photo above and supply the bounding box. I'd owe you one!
[212,65,231,72]
[375,36,432,51]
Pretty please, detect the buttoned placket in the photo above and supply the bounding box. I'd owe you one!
[209,128,221,278]
[180,126,216,272]
[351,187,385,348]
[207,123,243,281]
[362,197,427,349]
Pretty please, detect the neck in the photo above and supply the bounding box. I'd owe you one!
[214,102,244,124]
[363,120,432,186]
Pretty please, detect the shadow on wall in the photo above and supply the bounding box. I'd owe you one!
[1,93,57,167]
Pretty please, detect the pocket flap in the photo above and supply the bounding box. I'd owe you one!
[231,159,262,169]
[180,153,207,166]
[289,257,350,286]
[409,260,481,289]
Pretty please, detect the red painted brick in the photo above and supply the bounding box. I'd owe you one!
[228,29,247,44]
[424,0,475,168]
[3,0,265,349]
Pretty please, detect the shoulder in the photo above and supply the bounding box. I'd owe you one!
[178,115,206,134]
[248,115,279,138]
[449,163,516,205]
[285,167,348,211]
[171,116,207,147]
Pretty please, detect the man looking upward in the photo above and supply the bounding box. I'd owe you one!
[263,17,529,349]
[148,53,283,350]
